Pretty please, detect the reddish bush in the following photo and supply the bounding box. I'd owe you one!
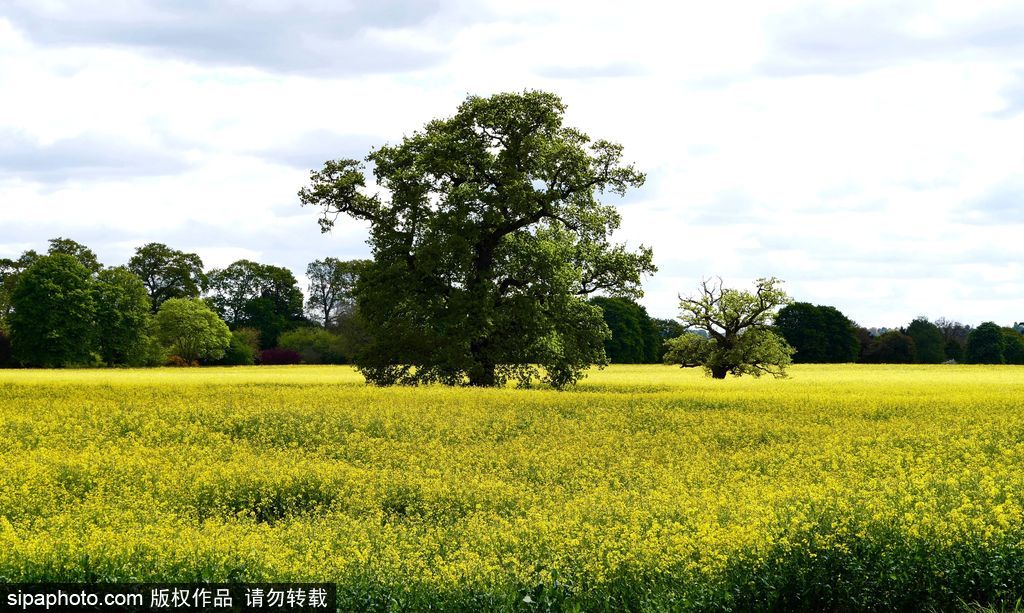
[165,355,199,367]
[257,348,302,365]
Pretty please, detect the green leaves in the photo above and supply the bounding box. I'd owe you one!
[298,90,654,388]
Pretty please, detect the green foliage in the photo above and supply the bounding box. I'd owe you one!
[46,237,101,274]
[278,327,347,364]
[0,329,12,368]
[667,277,794,379]
[127,242,206,312]
[966,322,1006,365]
[863,331,917,363]
[945,338,964,362]
[305,258,366,328]
[298,90,655,388]
[589,296,661,363]
[775,302,859,363]
[213,329,260,366]
[0,251,39,330]
[93,267,153,366]
[9,254,97,367]
[1001,328,1024,365]
[153,298,231,363]
[206,260,306,348]
[906,317,946,364]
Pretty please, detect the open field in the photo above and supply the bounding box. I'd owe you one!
[1,365,1024,610]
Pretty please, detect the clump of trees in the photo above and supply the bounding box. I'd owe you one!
[0,236,367,369]
[299,90,655,388]
[664,277,795,379]
[775,302,859,363]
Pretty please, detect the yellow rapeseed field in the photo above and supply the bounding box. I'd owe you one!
[1,364,1023,610]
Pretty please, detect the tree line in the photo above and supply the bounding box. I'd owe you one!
[2,90,1021,384]
[0,238,370,368]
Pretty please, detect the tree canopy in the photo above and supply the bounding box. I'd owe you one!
[9,254,97,367]
[94,267,153,366]
[665,277,794,379]
[966,322,1005,364]
[206,260,306,348]
[154,298,231,363]
[589,296,661,363]
[775,302,859,363]
[305,258,366,328]
[905,317,945,364]
[127,242,206,312]
[298,90,655,388]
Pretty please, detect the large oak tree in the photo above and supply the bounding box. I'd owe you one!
[298,91,655,388]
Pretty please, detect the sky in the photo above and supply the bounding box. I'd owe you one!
[1,0,1023,327]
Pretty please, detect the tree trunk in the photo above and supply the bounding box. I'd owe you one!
[710,365,728,379]
[468,338,497,386]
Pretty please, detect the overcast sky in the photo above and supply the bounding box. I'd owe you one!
[1,0,1023,326]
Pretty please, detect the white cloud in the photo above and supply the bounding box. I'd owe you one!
[1,1,1023,327]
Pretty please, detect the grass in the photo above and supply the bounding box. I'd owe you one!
[1,364,1023,610]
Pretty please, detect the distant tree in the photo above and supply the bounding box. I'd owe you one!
[93,267,153,366]
[0,251,39,328]
[153,298,231,363]
[934,317,971,358]
[905,317,945,364]
[944,339,963,362]
[651,317,685,362]
[9,254,97,367]
[213,328,260,366]
[965,322,1005,364]
[127,243,207,312]
[298,90,654,388]
[305,258,366,328]
[589,296,660,363]
[1001,328,1024,365]
[853,326,875,362]
[665,277,794,379]
[776,302,859,363]
[47,237,101,274]
[862,330,916,363]
[278,327,347,364]
[206,260,306,348]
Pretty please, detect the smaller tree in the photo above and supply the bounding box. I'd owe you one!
[862,330,916,363]
[154,298,231,363]
[665,277,794,379]
[965,322,1005,365]
[1001,328,1024,365]
[906,317,945,364]
[127,242,207,312]
[589,296,661,363]
[94,267,153,366]
[305,258,366,328]
[9,254,97,367]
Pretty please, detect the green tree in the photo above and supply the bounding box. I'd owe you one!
[213,328,260,366]
[0,250,40,329]
[664,277,794,379]
[206,260,306,348]
[306,258,367,328]
[862,330,916,363]
[127,242,207,312]
[154,298,231,363]
[905,317,945,364]
[9,254,97,367]
[1001,328,1024,365]
[652,317,685,362]
[965,322,1005,364]
[94,267,153,365]
[589,296,660,363]
[47,237,101,274]
[298,90,655,388]
[775,302,859,363]
[278,327,347,364]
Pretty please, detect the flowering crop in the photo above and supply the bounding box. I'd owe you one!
[1,364,1023,610]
